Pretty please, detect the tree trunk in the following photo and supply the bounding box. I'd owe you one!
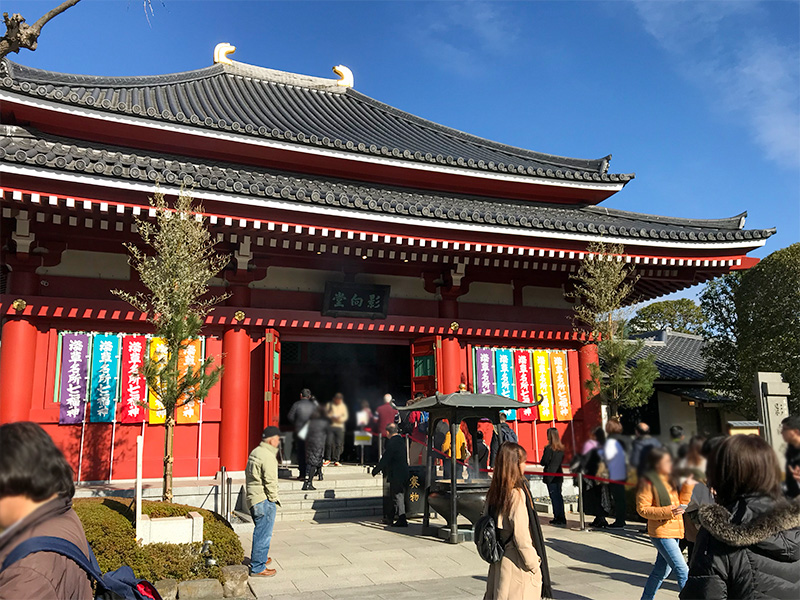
[163,413,175,502]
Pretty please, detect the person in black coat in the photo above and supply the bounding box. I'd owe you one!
[781,415,800,498]
[303,405,329,491]
[681,434,800,600]
[372,423,410,527]
[541,427,566,525]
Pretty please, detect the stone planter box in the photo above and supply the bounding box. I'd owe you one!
[138,511,204,545]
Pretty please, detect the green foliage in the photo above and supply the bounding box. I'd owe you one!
[73,497,244,582]
[113,190,229,500]
[702,244,800,417]
[629,299,706,335]
[568,240,637,340]
[586,337,660,414]
[568,240,658,415]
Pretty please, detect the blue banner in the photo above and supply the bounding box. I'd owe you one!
[495,348,517,421]
[89,334,120,423]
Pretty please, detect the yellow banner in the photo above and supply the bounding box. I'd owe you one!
[533,350,554,421]
[148,337,168,424]
[550,351,573,421]
[176,339,203,424]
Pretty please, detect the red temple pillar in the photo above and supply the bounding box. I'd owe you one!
[0,315,38,424]
[219,324,251,471]
[579,343,601,440]
[440,334,462,394]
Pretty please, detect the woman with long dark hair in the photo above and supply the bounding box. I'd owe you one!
[636,446,693,600]
[540,428,566,525]
[680,435,800,599]
[484,442,552,600]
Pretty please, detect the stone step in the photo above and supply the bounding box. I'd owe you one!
[279,495,383,512]
[281,486,381,501]
[278,476,382,492]
[277,503,384,522]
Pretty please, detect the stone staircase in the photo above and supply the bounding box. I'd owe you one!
[271,464,384,522]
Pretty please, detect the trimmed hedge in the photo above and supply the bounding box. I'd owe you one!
[73,497,244,582]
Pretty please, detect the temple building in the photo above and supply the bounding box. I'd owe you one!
[0,49,773,481]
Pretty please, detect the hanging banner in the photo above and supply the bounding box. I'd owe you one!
[89,334,120,423]
[550,351,573,421]
[533,350,555,421]
[119,335,147,424]
[58,333,91,424]
[495,348,516,421]
[515,350,538,422]
[176,339,203,424]
[148,337,168,424]
[475,348,496,394]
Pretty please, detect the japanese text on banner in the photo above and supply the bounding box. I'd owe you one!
[550,351,573,421]
[58,333,90,424]
[475,348,495,395]
[89,334,120,423]
[120,335,147,424]
[515,350,538,422]
[495,348,516,421]
[176,339,203,424]
[533,350,555,421]
[148,337,168,424]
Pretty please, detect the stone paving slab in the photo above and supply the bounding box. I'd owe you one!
[242,516,681,600]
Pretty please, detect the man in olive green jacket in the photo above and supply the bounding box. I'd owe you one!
[245,426,281,577]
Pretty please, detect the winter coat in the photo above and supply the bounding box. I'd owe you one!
[680,495,800,600]
[374,403,399,438]
[630,436,662,475]
[0,496,93,600]
[636,474,693,539]
[305,417,329,468]
[490,423,518,467]
[785,444,800,498]
[288,398,316,432]
[372,434,409,485]
[245,440,280,509]
[540,446,564,486]
[484,488,542,600]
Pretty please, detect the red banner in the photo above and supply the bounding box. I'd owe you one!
[514,350,538,422]
[551,351,573,421]
[119,335,147,424]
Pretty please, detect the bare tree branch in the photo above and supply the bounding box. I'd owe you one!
[1,0,82,59]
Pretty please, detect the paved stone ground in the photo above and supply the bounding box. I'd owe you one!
[239,515,681,600]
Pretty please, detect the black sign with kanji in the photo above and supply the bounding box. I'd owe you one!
[322,282,391,319]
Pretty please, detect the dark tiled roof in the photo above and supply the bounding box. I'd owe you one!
[0,126,776,244]
[0,59,633,184]
[631,330,707,381]
[660,386,733,404]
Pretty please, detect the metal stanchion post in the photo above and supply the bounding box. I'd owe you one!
[578,473,585,531]
[226,476,233,523]
[219,466,227,517]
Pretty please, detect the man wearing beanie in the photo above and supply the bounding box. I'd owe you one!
[245,426,282,577]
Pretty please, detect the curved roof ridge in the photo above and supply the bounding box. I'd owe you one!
[346,89,614,173]
[584,205,749,230]
[0,58,633,185]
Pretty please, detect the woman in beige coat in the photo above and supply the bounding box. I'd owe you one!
[484,442,545,600]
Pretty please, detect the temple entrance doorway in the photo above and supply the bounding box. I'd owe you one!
[279,341,411,462]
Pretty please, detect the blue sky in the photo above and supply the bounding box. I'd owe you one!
[6,0,800,302]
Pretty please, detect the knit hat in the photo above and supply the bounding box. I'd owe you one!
[262,426,281,439]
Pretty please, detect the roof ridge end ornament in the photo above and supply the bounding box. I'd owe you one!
[213,42,236,65]
[333,65,354,88]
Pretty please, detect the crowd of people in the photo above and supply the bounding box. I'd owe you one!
[566,416,800,600]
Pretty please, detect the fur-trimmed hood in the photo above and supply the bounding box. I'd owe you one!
[699,496,800,549]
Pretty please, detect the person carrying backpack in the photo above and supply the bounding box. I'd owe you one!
[480,442,552,599]
[0,422,161,599]
[489,412,518,468]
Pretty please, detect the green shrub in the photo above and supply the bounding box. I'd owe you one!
[73,497,244,582]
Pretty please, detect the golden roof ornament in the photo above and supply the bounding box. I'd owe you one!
[213,42,236,65]
[332,65,353,88]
